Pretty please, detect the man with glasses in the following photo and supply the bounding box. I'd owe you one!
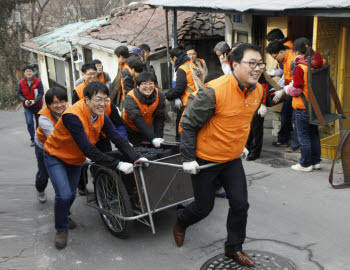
[72,63,97,103]
[44,81,144,249]
[123,72,165,147]
[173,43,265,268]
[34,87,68,203]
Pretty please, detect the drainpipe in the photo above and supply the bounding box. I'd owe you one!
[172,9,177,47]
[69,41,76,83]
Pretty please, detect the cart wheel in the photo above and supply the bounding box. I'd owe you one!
[94,168,133,238]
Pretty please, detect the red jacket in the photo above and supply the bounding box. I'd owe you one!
[19,77,43,108]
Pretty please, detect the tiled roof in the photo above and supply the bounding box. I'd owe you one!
[78,3,193,50]
[177,13,225,41]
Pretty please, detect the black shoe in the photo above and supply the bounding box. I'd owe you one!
[272,141,289,147]
[78,188,85,196]
[246,155,258,161]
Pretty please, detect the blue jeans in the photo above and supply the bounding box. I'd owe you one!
[44,152,81,231]
[24,107,41,141]
[290,110,300,150]
[35,144,49,192]
[295,109,321,167]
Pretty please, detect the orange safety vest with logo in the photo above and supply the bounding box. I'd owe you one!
[44,100,105,166]
[121,63,133,101]
[97,72,106,84]
[179,60,197,106]
[195,74,263,163]
[36,106,59,144]
[75,81,87,100]
[283,49,296,85]
[122,89,159,132]
[292,64,309,110]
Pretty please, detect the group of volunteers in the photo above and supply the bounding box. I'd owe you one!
[17,31,324,267]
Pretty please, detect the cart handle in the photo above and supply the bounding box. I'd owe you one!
[136,159,219,170]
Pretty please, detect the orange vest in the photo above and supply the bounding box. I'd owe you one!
[179,60,197,106]
[292,64,309,110]
[74,81,111,117]
[75,81,87,100]
[121,64,133,100]
[97,72,106,84]
[284,40,293,50]
[44,100,105,166]
[283,50,296,85]
[195,74,263,163]
[122,89,159,132]
[36,106,58,144]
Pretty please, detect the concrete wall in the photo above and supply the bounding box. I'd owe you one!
[91,49,119,81]
[150,55,168,89]
[37,54,49,92]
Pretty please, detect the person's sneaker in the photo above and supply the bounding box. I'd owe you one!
[215,187,226,198]
[55,230,68,249]
[285,146,301,153]
[313,163,321,170]
[291,163,313,172]
[30,140,35,147]
[68,217,77,230]
[37,191,47,203]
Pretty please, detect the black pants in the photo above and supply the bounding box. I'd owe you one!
[175,106,185,142]
[178,158,249,252]
[278,98,293,143]
[246,113,264,158]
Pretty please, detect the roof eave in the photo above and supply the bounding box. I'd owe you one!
[20,44,68,61]
[148,5,350,17]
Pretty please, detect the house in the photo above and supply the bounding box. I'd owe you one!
[147,0,350,137]
[20,18,109,102]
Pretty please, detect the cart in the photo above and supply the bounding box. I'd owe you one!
[82,143,216,238]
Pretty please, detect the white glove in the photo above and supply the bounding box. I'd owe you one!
[183,161,200,174]
[283,81,293,95]
[174,98,182,110]
[152,138,164,148]
[257,104,267,117]
[277,75,285,88]
[136,157,150,167]
[266,69,276,76]
[117,162,134,174]
[272,90,284,103]
[241,148,249,160]
[266,68,283,77]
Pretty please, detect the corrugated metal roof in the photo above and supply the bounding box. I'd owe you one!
[21,18,109,58]
[146,0,350,15]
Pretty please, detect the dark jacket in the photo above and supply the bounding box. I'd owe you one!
[122,68,135,97]
[165,53,190,101]
[124,87,165,145]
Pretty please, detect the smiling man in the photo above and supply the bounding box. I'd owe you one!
[43,81,144,250]
[122,72,165,147]
[174,43,265,267]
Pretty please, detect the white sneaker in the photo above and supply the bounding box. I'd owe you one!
[313,163,321,170]
[291,163,313,172]
[38,191,47,203]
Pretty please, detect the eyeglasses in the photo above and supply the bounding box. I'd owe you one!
[85,72,97,77]
[140,82,155,87]
[91,98,109,104]
[241,61,266,69]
